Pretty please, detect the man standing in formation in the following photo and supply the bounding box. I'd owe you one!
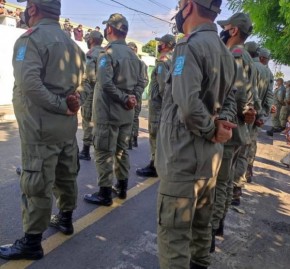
[84,13,145,205]
[79,30,104,161]
[136,34,175,178]
[156,1,237,269]
[0,0,85,260]
[211,12,258,251]
[244,42,273,183]
[127,41,149,149]
[267,77,286,135]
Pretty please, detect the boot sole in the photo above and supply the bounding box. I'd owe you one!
[83,197,113,206]
[49,223,74,235]
[0,251,43,260]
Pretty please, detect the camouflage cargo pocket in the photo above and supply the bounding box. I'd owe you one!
[158,194,193,229]
[20,158,44,197]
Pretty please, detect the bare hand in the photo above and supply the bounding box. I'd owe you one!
[66,94,80,113]
[244,108,257,124]
[211,120,237,143]
[255,119,264,127]
[126,95,137,110]
[270,105,277,113]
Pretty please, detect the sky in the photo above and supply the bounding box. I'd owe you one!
[8,0,290,78]
[9,0,234,42]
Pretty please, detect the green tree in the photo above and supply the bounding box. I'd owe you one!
[142,40,157,56]
[274,71,284,79]
[227,0,290,65]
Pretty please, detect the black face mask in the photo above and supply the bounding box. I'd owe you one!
[219,29,231,45]
[24,6,32,27]
[175,3,190,34]
[157,44,163,53]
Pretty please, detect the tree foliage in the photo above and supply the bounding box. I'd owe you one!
[227,0,290,65]
[142,40,157,56]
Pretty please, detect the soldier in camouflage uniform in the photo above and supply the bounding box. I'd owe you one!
[267,77,286,136]
[127,42,149,149]
[0,0,85,260]
[211,12,258,251]
[84,14,144,205]
[244,42,273,183]
[156,1,237,269]
[136,34,175,178]
[79,30,104,161]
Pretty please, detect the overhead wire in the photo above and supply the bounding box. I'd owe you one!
[108,0,173,25]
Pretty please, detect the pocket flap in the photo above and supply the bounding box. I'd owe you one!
[22,158,43,172]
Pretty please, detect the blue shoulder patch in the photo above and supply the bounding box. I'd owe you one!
[157,65,163,74]
[16,46,27,62]
[173,56,185,76]
[99,57,107,68]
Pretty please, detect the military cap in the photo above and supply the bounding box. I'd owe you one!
[102,13,128,34]
[193,0,221,14]
[217,12,253,35]
[17,0,61,17]
[245,41,258,54]
[259,48,271,59]
[127,42,137,50]
[155,34,176,48]
[88,30,103,41]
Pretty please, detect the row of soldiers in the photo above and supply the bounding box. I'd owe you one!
[0,1,283,269]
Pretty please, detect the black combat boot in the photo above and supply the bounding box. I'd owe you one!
[246,164,253,183]
[0,233,43,260]
[231,186,242,206]
[133,136,138,147]
[84,187,113,206]
[190,261,208,269]
[112,179,128,199]
[50,210,74,235]
[215,217,225,237]
[210,229,216,253]
[136,160,158,177]
[79,145,91,160]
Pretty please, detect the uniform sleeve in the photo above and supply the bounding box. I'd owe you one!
[97,53,128,106]
[143,62,149,88]
[156,61,168,98]
[219,88,237,122]
[251,66,262,113]
[262,87,274,117]
[133,60,146,101]
[80,54,97,104]
[171,45,215,140]
[13,37,68,114]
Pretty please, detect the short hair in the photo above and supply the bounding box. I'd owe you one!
[111,26,127,39]
[195,0,222,21]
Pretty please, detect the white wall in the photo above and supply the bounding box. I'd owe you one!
[0,24,151,105]
[0,25,25,105]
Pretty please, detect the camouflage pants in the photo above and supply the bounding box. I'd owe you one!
[131,100,142,137]
[272,104,283,129]
[247,128,259,166]
[158,176,217,269]
[20,139,79,234]
[212,145,240,230]
[224,146,241,216]
[280,105,289,129]
[81,104,93,146]
[93,123,132,187]
[233,144,250,188]
[148,100,161,162]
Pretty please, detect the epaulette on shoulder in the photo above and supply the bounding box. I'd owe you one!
[231,47,243,58]
[21,27,38,37]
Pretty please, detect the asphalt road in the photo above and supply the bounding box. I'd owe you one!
[0,107,289,269]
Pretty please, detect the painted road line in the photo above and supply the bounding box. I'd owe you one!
[0,177,159,269]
